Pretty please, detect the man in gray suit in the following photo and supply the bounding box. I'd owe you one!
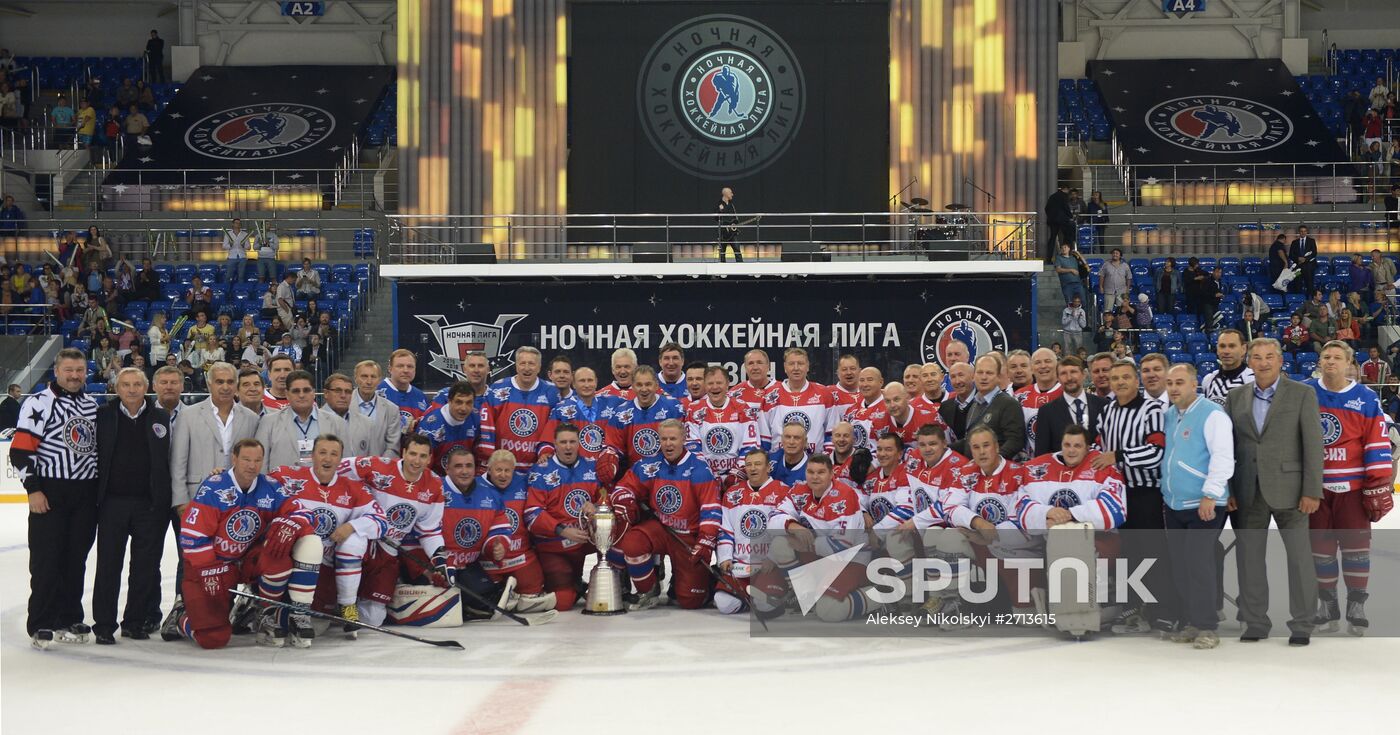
[1224,337,1323,645]
[255,370,347,471]
[354,359,401,458]
[320,372,377,458]
[949,355,1024,459]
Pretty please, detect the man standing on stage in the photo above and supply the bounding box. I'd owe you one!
[717,187,742,263]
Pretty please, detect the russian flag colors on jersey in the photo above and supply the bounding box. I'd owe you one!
[1014,382,1064,456]
[728,379,778,427]
[416,405,481,475]
[604,395,687,469]
[439,475,500,568]
[937,459,1031,531]
[908,449,970,529]
[1305,378,1392,493]
[761,380,836,454]
[657,373,689,401]
[476,473,534,573]
[478,377,560,472]
[338,456,446,558]
[828,383,860,417]
[179,470,290,567]
[862,465,915,530]
[716,477,789,576]
[611,452,721,541]
[770,479,864,534]
[1018,451,1127,530]
[525,454,604,554]
[685,395,760,483]
[265,465,388,559]
[596,382,636,402]
[842,397,890,453]
[378,378,431,431]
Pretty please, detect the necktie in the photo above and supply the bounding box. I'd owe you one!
[1072,399,1085,428]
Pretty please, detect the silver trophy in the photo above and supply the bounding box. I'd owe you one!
[581,501,627,615]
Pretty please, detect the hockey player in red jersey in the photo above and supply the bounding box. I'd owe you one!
[891,424,977,622]
[604,365,686,472]
[829,354,861,416]
[338,434,446,629]
[478,449,554,613]
[526,423,606,611]
[597,347,638,401]
[760,347,836,454]
[542,366,618,483]
[912,362,947,412]
[609,419,721,610]
[477,346,559,473]
[715,448,790,615]
[829,421,874,489]
[864,433,916,529]
[263,354,293,412]
[686,365,760,487]
[1013,347,1063,459]
[729,348,778,428]
[880,382,943,468]
[1019,425,1127,531]
[843,366,890,452]
[1306,341,1394,634]
[903,424,969,529]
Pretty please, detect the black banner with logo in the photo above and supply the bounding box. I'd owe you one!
[104,65,392,185]
[394,275,1033,389]
[1089,59,1350,176]
[567,1,889,215]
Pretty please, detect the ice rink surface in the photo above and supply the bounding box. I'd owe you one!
[3,503,1398,735]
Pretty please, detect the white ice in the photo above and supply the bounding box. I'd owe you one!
[2,504,1397,735]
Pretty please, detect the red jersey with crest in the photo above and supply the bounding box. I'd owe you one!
[761,380,836,454]
[338,456,445,558]
[770,479,864,536]
[179,471,290,568]
[843,397,891,453]
[524,454,604,554]
[863,464,916,530]
[478,377,560,472]
[728,379,778,426]
[1014,382,1064,457]
[439,475,499,568]
[265,465,387,562]
[686,395,761,482]
[1018,450,1127,530]
[262,390,289,413]
[911,393,943,414]
[908,449,970,529]
[596,382,635,402]
[829,383,860,417]
[937,459,1031,531]
[716,477,789,576]
[477,473,533,573]
[1304,378,1393,494]
[610,452,721,542]
[604,395,687,469]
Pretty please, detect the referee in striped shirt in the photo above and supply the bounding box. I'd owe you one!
[1093,359,1179,633]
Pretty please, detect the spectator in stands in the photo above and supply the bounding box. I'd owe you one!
[241,333,270,370]
[1043,184,1073,263]
[265,315,287,345]
[136,82,154,111]
[114,256,135,294]
[186,311,214,344]
[1183,257,1209,319]
[1267,234,1289,289]
[185,275,212,320]
[114,323,137,362]
[1336,310,1360,349]
[1369,288,1392,331]
[51,96,75,143]
[302,298,322,325]
[56,231,82,270]
[236,314,259,344]
[1158,259,1183,313]
[0,279,13,317]
[75,98,97,155]
[1113,301,1134,333]
[1309,309,1336,353]
[1099,248,1129,313]
[83,77,105,110]
[145,30,166,84]
[123,104,148,150]
[1347,291,1372,335]
[1084,190,1109,250]
[1325,289,1347,321]
[101,106,121,150]
[85,264,103,296]
[1362,113,1383,152]
[0,384,20,431]
[77,300,108,339]
[316,311,336,346]
[289,315,310,351]
[129,352,151,383]
[178,358,204,393]
[258,282,277,320]
[0,81,18,129]
[1362,346,1390,385]
[1237,308,1261,342]
[1385,189,1400,232]
[1370,77,1390,112]
[1061,295,1086,354]
[147,312,170,364]
[133,261,160,302]
[1067,188,1084,221]
[100,276,123,314]
[12,77,28,124]
[273,332,302,366]
[0,195,23,237]
[1094,320,1116,353]
[1132,293,1154,331]
[212,313,235,343]
[1345,90,1367,152]
[94,336,119,383]
[304,334,326,381]
[1202,267,1225,327]
[294,257,321,297]
[222,218,250,284]
[276,271,296,326]
[1298,288,1325,324]
[42,277,64,320]
[1054,243,1084,306]
[199,336,225,370]
[1288,225,1318,294]
[115,79,137,109]
[256,224,279,283]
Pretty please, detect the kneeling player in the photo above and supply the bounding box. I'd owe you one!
[715,448,790,615]
[609,419,720,610]
[526,423,604,612]
[891,426,978,622]
[477,450,554,613]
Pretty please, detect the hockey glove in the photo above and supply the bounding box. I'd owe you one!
[263,515,309,561]
[430,550,456,588]
[692,535,716,566]
[196,563,233,600]
[849,448,874,487]
[1362,486,1394,523]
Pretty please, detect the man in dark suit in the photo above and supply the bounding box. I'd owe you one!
[0,383,21,431]
[92,367,172,644]
[1287,225,1318,295]
[950,355,1023,459]
[1224,337,1323,646]
[1385,184,1399,230]
[1034,356,1107,456]
[1042,184,1073,263]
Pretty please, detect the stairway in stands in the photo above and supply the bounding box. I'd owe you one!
[335,280,396,371]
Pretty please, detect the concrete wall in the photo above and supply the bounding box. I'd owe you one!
[0,3,177,59]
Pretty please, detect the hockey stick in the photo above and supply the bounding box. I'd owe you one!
[379,538,543,627]
[228,587,464,650]
[638,498,769,631]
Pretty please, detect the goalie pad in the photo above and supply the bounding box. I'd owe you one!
[388,584,465,627]
[1044,522,1100,636]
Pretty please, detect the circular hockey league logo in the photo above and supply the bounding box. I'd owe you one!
[1145,96,1292,153]
[739,508,768,538]
[782,411,812,434]
[454,518,482,548]
[564,488,593,519]
[704,426,736,455]
[508,408,539,438]
[579,424,605,454]
[225,508,262,545]
[309,507,339,538]
[852,422,870,450]
[921,306,1009,370]
[974,497,1007,525]
[869,496,893,522]
[638,14,805,179]
[633,428,661,457]
[503,508,521,534]
[655,484,684,515]
[63,417,96,454]
[386,502,418,532]
[914,487,934,513]
[185,103,336,160]
[1049,488,1082,509]
[1319,413,1343,446]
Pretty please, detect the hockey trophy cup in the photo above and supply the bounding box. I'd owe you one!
[582,500,627,615]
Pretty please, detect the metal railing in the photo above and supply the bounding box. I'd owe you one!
[1070,208,1400,256]
[0,217,385,263]
[1078,159,1394,213]
[386,210,1038,264]
[0,305,55,336]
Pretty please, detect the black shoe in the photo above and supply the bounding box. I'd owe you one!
[121,626,149,640]
[94,630,116,645]
[1288,634,1310,646]
[142,617,160,635]
[1240,629,1268,642]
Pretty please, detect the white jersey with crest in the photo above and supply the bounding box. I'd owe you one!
[266,465,388,564]
[761,380,836,454]
[863,464,915,530]
[842,396,890,453]
[338,456,446,558]
[686,396,760,481]
[1018,450,1127,530]
[908,449,971,529]
[716,477,789,576]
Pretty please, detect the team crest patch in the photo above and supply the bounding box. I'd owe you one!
[633,428,661,457]
[655,484,684,515]
[914,488,933,513]
[974,498,1007,525]
[1146,96,1292,153]
[579,424,605,453]
[386,503,418,531]
[782,411,812,434]
[738,508,768,538]
[1320,413,1343,446]
[1049,488,1082,509]
[852,422,870,449]
[564,488,593,518]
[1026,463,1049,480]
[637,14,806,180]
[225,508,262,544]
[704,426,736,455]
[503,508,521,534]
[185,103,336,160]
[869,496,893,522]
[508,409,539,438]
[454,517,482,548]
[308,507,339,538]
[63,417,96,454]
[152,423,167,439]
[726,488,744,505]
[921,306,1008,370]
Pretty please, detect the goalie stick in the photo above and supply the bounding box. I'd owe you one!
[379,538,554,626]
[228,588,464,650]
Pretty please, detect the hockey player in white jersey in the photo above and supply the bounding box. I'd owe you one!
[714,448,790,615]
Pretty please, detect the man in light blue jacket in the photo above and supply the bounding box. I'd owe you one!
[1162,363,1235,649]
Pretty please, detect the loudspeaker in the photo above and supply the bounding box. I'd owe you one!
[631,243,670,263]
[457,244,496,264]
[781,242,830,262]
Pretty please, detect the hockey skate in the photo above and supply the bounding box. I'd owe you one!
[287,606,316,649]
[1313,589,1341,633]
[931,596,971,631]
[1192,630,1220,649]
[1346,592,1369,636]
[230,588,258,635]
[340,604,361,640]
[160,598,186,642]
[625,587,663,611]
[256,606,286,648]
[31,624,90,650]
[1169,626,1200,644]
[1108,606,1152,635]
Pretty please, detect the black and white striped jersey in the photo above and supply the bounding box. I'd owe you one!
[1096,395,1165,490]
[9,383,98,489]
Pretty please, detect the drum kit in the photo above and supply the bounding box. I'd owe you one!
[896,198,977,258]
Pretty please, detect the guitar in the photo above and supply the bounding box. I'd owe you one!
[724,215,762,233]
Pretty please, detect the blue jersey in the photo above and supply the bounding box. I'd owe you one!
[441,475,502,566]
[657,373,688,401]
[604,394,687,468]
[179,471,289,567]
[479,377,559,472]
[378,378,430,431]
[767,446,811,487]
[416,405,481,474]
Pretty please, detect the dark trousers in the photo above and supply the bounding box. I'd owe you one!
[93,497,167,634]
[1121,486,1179,625]
[148,509,184,622]
[1165,507,1227,631]
[1043,222,1067,261]
[1296,263,1316,294]
[718,227,742,262]
[27,479,99,636]
[1234,487,1318,636]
